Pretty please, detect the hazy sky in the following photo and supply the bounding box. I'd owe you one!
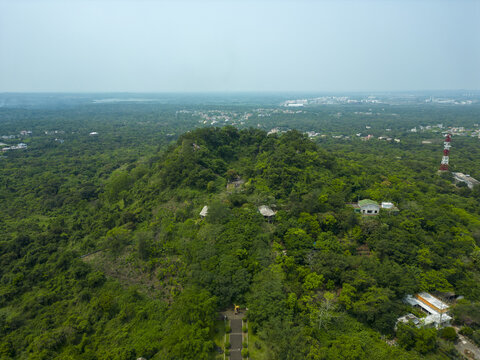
[1,0,479,92]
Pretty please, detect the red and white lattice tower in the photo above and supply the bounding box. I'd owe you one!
[439,133,452,171]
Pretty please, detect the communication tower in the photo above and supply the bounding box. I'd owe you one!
[439,133,452,171]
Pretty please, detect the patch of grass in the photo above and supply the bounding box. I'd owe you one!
[247,331,269,360]
[213,319,226,346]
[213,319,227,359]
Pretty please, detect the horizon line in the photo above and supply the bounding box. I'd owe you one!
[1,89,480,95]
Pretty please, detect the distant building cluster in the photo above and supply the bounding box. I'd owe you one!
[361,135,374,141]
[282,96,382,107]
[305,131,321,138]
[411,124,480,139]
[177,108,304,128]
[411,124,444,133]
[425,97,476,105]
[378,136,401,143]
[44,130,65,135]
[282,94,477,107]
[267,128,282,136]
[1,143,27,151]
[353,133,400,142]
[283,99,307,107]
[0,130,32,152]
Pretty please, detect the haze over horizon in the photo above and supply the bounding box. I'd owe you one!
[1,0,479,93]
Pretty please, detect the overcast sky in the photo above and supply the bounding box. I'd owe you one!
[0,0,479,92]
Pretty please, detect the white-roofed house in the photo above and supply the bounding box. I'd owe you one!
[402,292,452,328]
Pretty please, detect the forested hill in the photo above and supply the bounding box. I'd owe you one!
[1,126,480,359]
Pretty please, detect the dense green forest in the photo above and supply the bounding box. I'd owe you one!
[1,101,480,359]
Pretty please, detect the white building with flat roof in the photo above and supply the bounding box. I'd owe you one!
[403,293,451,328]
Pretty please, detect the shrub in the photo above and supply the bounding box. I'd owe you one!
[459,326,474,337]
[86,271,106,287]
[243,341,248,348]
[242,325,248,333]
[396,322,437,354]
[439,327,457,342]
[471,330,480,347]
[241,348,249,358]
[225,341,230,349]
[225,325,231,333]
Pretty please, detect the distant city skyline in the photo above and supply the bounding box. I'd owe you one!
[1,0,479,92]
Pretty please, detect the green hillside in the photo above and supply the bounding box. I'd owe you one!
[2,126,480,359]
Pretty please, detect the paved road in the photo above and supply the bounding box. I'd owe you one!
[230,319,243,360]
[456,333,480,359]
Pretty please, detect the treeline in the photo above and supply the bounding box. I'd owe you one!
[1,110,480,359]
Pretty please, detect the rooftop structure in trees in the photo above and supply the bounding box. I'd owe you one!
[199,205,208,218]
[453,172,480,189]
[350,199,398,215]
[258,205,276,218]
[402,292,452,328]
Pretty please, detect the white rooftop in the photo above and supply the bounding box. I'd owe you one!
[405,293,449,314]
[423,312,452,326]
[453,172,480,189]
[397,313,420,326]
[418,292,449,311]
[200,205,208,217]
[258,205,276,217]
[404,293,452,328]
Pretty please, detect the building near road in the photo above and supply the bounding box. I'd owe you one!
[401,292,452,328]
[453,172,480,189]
